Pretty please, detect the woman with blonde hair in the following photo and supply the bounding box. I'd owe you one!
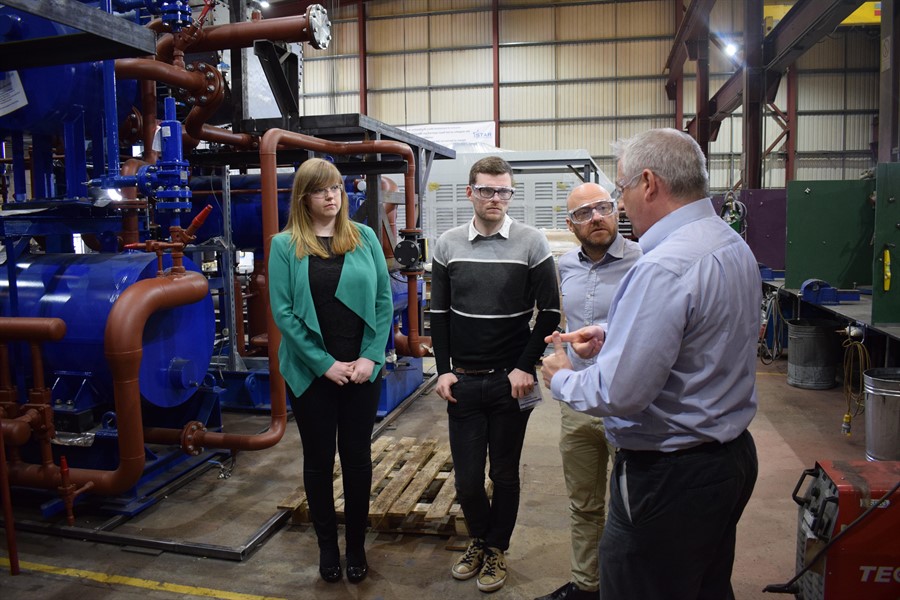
[269,157,393,584]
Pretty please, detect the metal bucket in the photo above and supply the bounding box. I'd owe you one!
[863,368,900,461]
[786,319,842,389]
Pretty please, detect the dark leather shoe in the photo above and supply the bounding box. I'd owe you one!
[346,562,368,584]
[535,581,599,600]
[319,564,342,583]
[319,546,342,583]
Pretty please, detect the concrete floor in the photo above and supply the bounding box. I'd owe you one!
[0,357,871,599]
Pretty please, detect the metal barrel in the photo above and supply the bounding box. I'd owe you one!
[786,319,842,390]
[863,368,900,461]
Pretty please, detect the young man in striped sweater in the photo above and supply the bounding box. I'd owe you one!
[431,155,561,593]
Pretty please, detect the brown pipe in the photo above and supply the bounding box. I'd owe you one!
[156,10,327,64]
[259,130,430,360]
[5,274,208,494]
[0,317,66,343]
[0,411,36,447]
[247,259,269,355]
[0,411,19,575]
[140,80,159,163]
[118,159,146,248]
[187,122,255,151]
[0,344,12,391]
[116,58,206,92]
[116,59,255,150]
[0,318,64,473]
[29,343,47,390]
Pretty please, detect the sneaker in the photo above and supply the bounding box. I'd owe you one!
[451,538,485,580]
[476,547,507,593]
[534,581,599,600]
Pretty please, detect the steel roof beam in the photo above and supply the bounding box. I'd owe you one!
[665,0,718,100]
[765,0,865,74]
[684,0,865,139]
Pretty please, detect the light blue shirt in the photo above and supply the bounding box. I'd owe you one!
[550,199,762,451]
[558,234,642,371]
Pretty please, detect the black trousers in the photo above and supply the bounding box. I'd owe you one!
[447,370,533,551]
[288,372,381,558]
[599,429,758,600]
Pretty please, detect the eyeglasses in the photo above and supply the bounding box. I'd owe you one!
[611,173,642,202]
[472,185,515,202]
[308,183,342,198]
[567,200,618,225]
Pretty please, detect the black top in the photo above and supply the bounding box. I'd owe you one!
[308,236,365,362]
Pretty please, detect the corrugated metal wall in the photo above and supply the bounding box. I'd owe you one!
[298,0,879,190]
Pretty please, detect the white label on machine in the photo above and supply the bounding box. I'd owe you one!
[152,126,163,152]
[0,71,28,117]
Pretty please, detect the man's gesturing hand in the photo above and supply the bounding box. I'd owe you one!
[541,331,573,388]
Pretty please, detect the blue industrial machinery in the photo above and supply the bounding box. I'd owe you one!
[0,252,215,422]
[0,0,450,542]
[188,174,293,253]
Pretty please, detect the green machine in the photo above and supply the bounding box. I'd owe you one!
[872,163,900,325]
[786,179,876,290]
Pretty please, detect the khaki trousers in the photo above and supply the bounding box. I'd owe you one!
[558,401,614,592]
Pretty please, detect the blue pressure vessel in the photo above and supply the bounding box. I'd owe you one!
[0,6,138,134]
[0,252,214,408]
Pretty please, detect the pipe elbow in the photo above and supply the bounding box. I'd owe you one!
[1,416,33,446]
[394,331,432,358]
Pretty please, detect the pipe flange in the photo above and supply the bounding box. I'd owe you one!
[186,62,224,106]
[305,4,332,50]
[180,420,207,456]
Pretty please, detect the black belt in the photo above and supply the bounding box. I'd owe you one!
[618,439,725,460]
[453,367,498,375]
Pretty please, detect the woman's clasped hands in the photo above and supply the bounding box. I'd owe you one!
[324,357,376,386]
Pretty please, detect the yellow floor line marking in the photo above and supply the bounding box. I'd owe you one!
[756,371,786,376]
[0,557,287,600]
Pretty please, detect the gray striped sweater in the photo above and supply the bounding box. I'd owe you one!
[430,218,561,375]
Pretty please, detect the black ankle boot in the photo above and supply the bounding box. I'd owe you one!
[319,547,342,583]
[346,548,368,584]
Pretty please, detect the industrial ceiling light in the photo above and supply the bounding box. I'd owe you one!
[725,43,738,57]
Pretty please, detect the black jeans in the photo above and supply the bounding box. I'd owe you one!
[288,373,381,558]
[599,429,758,600]
[447,370,533,551]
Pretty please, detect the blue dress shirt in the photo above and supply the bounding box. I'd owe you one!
[558,233,642,371]
[550,199,762,451]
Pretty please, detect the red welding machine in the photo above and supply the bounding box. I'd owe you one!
[782,460,900,600]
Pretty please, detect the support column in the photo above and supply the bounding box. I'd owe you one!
[743,0,764,189]
[786,65,798,182]
[358,0,368,115]
[879,0,900,163]
[672,0,684,128]
[492,0,500,146]
[688,35,710,159]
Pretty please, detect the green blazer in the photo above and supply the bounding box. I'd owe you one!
[268,223,393,397]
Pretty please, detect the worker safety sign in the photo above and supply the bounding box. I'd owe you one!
[0,70,27,117]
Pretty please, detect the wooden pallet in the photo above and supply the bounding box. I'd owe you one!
[278,436,486,536]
